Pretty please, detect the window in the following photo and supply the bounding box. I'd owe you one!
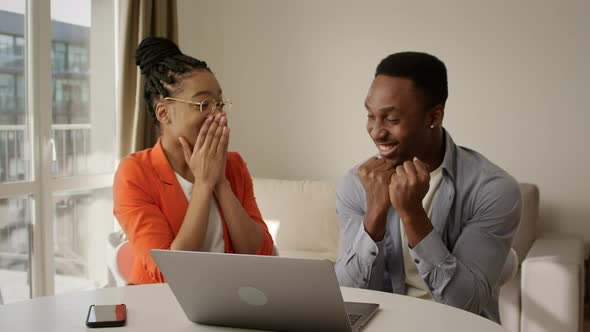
[67,45,88,72]
[14,37,24,57]
[0,34,10,55]
[0,73,16,113]
[0,0,116,304]
[51,42,67,72]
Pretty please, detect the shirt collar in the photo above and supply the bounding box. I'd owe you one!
[440,128,457,182]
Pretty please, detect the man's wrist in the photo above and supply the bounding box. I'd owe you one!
[399,207,432,248]
[364,207,388,241]
[398,205,427,223]
[366,196,390,217]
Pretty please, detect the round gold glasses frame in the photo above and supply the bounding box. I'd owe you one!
[163,97,232,113]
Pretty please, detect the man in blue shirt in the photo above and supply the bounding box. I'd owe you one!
[335,52,521,322]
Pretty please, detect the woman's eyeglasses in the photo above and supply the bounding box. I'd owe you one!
[163,97,232,113]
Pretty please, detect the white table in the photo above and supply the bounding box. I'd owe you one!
[0,284,508,331]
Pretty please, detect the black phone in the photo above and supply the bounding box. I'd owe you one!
[85,304,127,328]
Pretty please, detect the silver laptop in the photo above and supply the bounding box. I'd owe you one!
[151,250,379,332]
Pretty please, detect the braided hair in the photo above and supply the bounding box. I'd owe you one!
[135,36,210,124]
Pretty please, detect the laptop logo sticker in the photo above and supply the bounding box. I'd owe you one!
[237,286,268,306]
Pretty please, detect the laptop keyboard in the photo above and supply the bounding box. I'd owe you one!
[348,313,362,326]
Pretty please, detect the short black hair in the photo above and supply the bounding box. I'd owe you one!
[375,52,448,108]
[135,36,210,124]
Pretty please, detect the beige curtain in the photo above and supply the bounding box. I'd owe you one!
[117,0,178,159]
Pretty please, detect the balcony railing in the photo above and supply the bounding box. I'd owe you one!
[0,123,92,182]
[0,123,95,284]
[51,123,91,177]
[0,124,27,182]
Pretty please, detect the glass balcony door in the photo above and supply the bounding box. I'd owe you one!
[0,0,115,303]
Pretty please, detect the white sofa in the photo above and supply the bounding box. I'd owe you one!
[252,178,586,332]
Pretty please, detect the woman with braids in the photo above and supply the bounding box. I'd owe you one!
[113,37,274,284]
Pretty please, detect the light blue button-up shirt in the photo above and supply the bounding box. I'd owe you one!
[335,130,521,322]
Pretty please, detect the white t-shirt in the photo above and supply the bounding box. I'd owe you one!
[174,173,225,253]
[400,164,444,300]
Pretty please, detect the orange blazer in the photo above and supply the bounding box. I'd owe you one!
[113,140,274,284]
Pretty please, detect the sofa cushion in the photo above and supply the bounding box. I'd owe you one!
[252,178,340,262]
[252,179,539,267]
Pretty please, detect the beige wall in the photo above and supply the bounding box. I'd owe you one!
[178,0,590,246]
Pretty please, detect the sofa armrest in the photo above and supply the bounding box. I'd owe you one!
[499,270,521,332]
[521,235,585,332]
